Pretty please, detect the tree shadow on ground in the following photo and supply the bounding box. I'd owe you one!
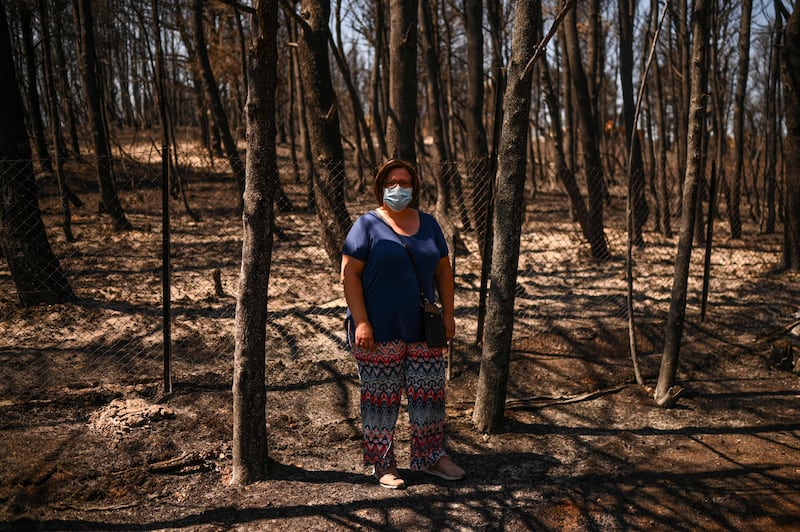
[1,452,557,531]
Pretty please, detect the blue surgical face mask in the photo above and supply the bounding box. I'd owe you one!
[383,186,413,212]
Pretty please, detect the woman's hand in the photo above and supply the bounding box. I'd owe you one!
[444,313,456,342]
[354,321,375,352]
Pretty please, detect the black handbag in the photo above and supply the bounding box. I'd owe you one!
[421,298,448,348]
[370,212,448,348]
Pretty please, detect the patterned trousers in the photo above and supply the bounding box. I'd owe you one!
[354,340,447,471]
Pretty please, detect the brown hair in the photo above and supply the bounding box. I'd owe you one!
[373,159,419,205]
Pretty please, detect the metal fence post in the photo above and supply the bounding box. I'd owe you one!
[162,143,172,393]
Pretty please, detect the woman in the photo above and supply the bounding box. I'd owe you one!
[341,159,466,489]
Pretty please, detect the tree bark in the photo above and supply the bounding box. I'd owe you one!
[76,0,132,231]
[0,4,75,306]
[331,0,376,171]
[763,9,781,235]
[369,0,388,160]
[385,0,417,163]
[232,0,278,484]
[53,0,81,156]
[619,0,648,247]
[464,0,491,257]
[19,3,53,175]
[652,0,673,238]
[655,0,711,407]
[192,0,246,210]
[419,0,463,224]
[781,3,800,271]
[473,0,538,434]
[564,3,609,260]
[296,0,352,267]
[674,0,691,205]
[536,2,590,243]
[729,0,752,240]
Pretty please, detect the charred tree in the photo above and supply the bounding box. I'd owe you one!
[537,1,590,243]
[0,4,75,306]
[18,3,53,175]
[564,2,609,260]
[619,0,648,247]
[385,0,417,163]
[232,0,278,485]
[473,0,539,434]
[464,0,492,257]
[729,0,752,239]
[76,0,132,231]
[192,0,246,210]
[295,0,352,267]
[655,0,711,407]
[781,2,800,270]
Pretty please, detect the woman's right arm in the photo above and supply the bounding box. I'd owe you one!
[341,254,375,351]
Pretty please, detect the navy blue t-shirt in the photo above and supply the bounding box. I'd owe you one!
[342,210,448,343]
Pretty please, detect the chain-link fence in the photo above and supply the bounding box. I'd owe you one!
[0,145,788,402]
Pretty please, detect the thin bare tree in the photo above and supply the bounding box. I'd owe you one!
[655,0,711,407]
[729,0,753,239]
[18,3,53,175]
[192,0,246,210]
[385,0,417,163]
[564,1,609,259]
[76,0,132,231]
[232,0,278,484]
[464,0,492,257]
[780,1,800,270]
[294,0,352,267]
[473,0,539,434]
[619,0,648,247]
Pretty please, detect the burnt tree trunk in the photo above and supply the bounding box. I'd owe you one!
[385,0,417,164]
[370,0,388,160]
[473,0,539,434]
[464,0,491,257]
[19,4,53,175]
[619,0,648,247]
[39,0,78,241]
[729,0,752,239]
[296,0,352,267]
[652,0,673,238]
[655,0,711,407]
[419,0,452,214]
[781,4,800,271]
[537,2,590,243]
[53,0,81,156]
[0,5,75,306]
[192,0,246,210]
[232,0,278,484]
[564,3,609,260]
[76,0,131,231]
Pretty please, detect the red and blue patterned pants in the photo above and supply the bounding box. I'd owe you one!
[354,341,447,470]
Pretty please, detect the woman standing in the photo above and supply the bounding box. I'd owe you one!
[341,159,466,489]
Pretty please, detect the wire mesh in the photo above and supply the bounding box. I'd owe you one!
[0,146,787,401]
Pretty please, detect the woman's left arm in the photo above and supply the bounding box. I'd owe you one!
[434,256,456,341]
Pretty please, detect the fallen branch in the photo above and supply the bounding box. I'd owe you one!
[53,502,139,512]
[147,452,207,474]
[755,317,800,343]
[504,383,629,410]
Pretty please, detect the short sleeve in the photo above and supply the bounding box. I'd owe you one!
[342,215,372,261]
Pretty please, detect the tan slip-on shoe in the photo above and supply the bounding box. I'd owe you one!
[372,465,406,489]
[422,455,466,481]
